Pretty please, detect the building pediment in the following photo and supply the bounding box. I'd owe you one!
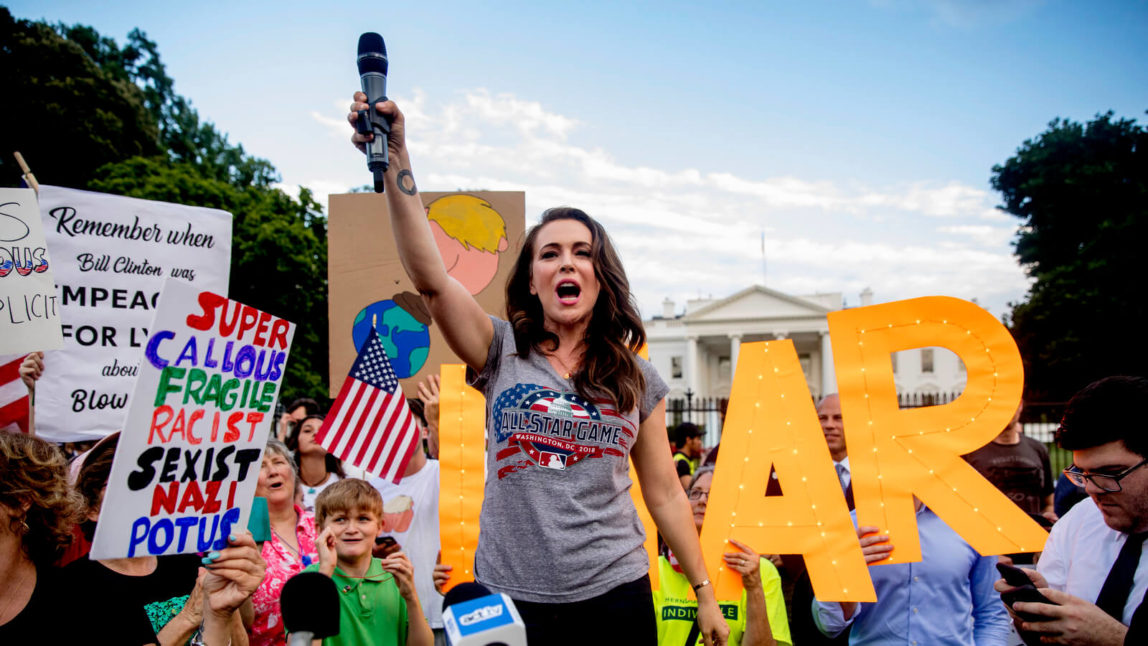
[684,285,839,323]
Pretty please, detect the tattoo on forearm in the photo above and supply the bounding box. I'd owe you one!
[398,169,417,196]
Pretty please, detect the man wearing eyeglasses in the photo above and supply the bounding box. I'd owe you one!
[994,376,1148,645]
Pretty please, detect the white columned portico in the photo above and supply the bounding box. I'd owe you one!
[821,331,836,397]
[686,335,700,396]
[728,333,742,376]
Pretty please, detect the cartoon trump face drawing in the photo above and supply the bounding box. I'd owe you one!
[426,194,509,295]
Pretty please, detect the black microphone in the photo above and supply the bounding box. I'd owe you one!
[442,582,495,613]
[356,32,390,193]
[281,571,341,645]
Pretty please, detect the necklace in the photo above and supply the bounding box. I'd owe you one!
[272,527,312,567]
[300,470,329,489]
[548,349,581,380]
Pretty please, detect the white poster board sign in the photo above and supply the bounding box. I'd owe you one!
[90,280,294,559]
[0,188,63,354]
[36,186,232,442]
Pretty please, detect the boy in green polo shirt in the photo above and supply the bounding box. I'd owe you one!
[305,479,433,646]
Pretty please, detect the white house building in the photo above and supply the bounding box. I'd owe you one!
[645,285,968,405]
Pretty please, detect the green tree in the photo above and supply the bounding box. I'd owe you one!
[1,9,331,405]
[0,7,161,189]
[90,158,329,403]
[992,112,1148,401]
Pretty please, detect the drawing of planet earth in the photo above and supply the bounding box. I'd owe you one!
[352,300,430,378]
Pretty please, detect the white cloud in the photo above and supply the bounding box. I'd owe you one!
[296,87,1029,319]
[938,224,1018,247]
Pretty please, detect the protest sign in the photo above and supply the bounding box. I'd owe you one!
[437,364,484,594]
[90,280,294,559]
[0,188,63,354]
[36,186,232,442]
[696,296,1045,601]
[328,192,524,397]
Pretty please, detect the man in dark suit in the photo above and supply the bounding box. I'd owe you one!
[788,393,853,645]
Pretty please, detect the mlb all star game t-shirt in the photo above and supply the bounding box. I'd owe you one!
[469,316,669,603]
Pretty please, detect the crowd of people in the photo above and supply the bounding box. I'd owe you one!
[1,89,1144,646]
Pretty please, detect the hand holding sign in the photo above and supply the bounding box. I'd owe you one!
[90,280,295,560]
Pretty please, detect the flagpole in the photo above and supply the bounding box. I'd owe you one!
[761,230,766,286]
[13,151,39,195]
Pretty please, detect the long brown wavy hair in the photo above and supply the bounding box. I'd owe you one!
[0,432,81,567]
[506,207,647,413]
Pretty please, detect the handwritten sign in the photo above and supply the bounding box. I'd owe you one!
[90,280,294,559]
[36,186,232,442]
[0,188,63,354]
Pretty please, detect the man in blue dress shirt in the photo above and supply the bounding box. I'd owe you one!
[814,498,1012,645]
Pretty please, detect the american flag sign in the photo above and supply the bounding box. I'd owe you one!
[0,354,31,433]
[316,327,420,483]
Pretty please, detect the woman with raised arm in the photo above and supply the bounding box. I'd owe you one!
[348,94,729,646]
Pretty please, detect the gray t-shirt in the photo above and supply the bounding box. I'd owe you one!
[469,316,669,602]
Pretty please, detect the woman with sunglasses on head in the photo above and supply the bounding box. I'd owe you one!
[347,94,728,646]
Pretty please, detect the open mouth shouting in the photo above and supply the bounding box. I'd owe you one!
[556,280,581,305]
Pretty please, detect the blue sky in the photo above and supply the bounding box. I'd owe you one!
[10,0,1148,318]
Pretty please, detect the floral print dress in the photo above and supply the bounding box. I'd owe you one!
[251,506,319,646]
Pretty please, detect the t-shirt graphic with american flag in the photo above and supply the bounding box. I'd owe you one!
[491,383,635,480]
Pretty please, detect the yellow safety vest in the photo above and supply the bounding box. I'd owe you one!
[674,452,696,475]
[652,554,792,646]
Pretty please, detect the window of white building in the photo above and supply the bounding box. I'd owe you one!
[671,356,683,379]
[921,348,935,374]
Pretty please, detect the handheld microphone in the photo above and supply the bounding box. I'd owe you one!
[441,582,528,646]
[356,32,391,193]
[281,571,341,645]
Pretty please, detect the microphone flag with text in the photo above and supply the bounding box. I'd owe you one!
[442,582,527,646]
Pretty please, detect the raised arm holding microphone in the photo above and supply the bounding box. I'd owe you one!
[348,77,729,645]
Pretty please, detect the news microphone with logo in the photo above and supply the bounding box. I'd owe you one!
[355,32,390,193]
[441,582,527,646]
[281,571,341,646]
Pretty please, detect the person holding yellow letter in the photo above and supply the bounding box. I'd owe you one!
[655,467,791,646]
[813,498,1011,645]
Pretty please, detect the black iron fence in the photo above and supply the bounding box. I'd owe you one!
[666,392,1070,471]
[666,396,727,450]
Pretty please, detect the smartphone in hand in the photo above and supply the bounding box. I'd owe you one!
[1000,585,1058,621]
[996,562,1036,587]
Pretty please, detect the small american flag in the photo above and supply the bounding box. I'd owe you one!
[316,327,420,483]
[0,354,30,434]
